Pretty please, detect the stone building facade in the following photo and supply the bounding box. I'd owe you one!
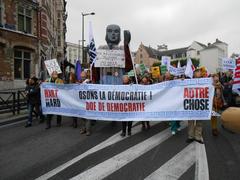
[0,0,39,89]
[37,0,67,80]
[135,39,228,73]
[0,0,67,90]
[66,42,82,65]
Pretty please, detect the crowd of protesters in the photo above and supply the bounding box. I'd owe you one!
[24,66,238,143]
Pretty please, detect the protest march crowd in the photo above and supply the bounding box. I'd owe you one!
[24,64,238,144]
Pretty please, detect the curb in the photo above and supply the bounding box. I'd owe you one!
[0,115,28,126]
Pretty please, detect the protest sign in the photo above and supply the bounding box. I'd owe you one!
[168,65,186,76]
[128,70,135,77]
[41,78,214,121]
[160,65,167,75]
[222,58,236,70]
[161,56,171,68]
[233,58,240,95]
[44,59,62,75]
[95,49,125,68]
[139,64,146,73]
[151,66,160,78]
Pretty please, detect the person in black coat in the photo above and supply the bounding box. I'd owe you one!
[121,75,133,137]
[25,77,44,127]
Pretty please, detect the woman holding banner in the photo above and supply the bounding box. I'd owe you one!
[45,71,64,129]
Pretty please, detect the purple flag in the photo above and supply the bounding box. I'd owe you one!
[75,60,82,81]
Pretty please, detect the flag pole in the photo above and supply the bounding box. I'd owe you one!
[88,21,97,82]
[90,63,93,81]
[129,45,138,84]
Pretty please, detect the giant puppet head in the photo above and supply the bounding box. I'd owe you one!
[105,24,121,49]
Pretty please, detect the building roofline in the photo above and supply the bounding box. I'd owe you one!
[194,41,207,48]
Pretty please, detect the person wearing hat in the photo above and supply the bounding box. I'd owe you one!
[45,71,64,129]
[186,68,204,144]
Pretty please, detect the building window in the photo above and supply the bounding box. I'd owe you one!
[140,54,143,59]
[58,35,61,46]
[57,19,61,28]
[182,53,186,58]
[14,50,31,79]
[18,5,32,34]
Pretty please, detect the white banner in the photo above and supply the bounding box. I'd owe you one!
[95,49,125,68]
[41,78,214,121]
[222,58,236,70]
[44,59,62,75]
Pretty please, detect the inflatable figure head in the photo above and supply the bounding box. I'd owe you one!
[105,24,121,49]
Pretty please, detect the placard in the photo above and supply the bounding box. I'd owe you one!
[151,66,160,78]
[222,58,236,70]
[44,59,62,75]
[95,49,125,68]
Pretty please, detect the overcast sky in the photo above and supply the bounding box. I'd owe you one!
[66,0,240,55]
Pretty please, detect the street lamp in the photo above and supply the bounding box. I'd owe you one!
[82,12,95,67]
[78,40,85,61]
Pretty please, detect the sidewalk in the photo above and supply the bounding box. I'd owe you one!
[0,110,28,126]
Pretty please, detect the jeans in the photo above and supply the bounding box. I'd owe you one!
[122,121,132,134]
[46,115,62,128]
[80,118,91,132]
[170,121,180,132]
[188,120,203,141]
[27,103,34,125]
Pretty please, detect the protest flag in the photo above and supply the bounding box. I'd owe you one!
[75,60,82,81]
[124,30,138,84]
[88,22,97,67]
[177,61,181,68]
[185,58,195,78]
[88,22,97,81]
[233,58,240,95]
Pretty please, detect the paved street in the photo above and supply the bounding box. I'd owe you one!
[0,117,240,180]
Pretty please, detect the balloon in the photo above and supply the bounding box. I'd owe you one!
[221,107,240,133]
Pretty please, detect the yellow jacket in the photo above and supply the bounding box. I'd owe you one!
[45,78,63,84]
